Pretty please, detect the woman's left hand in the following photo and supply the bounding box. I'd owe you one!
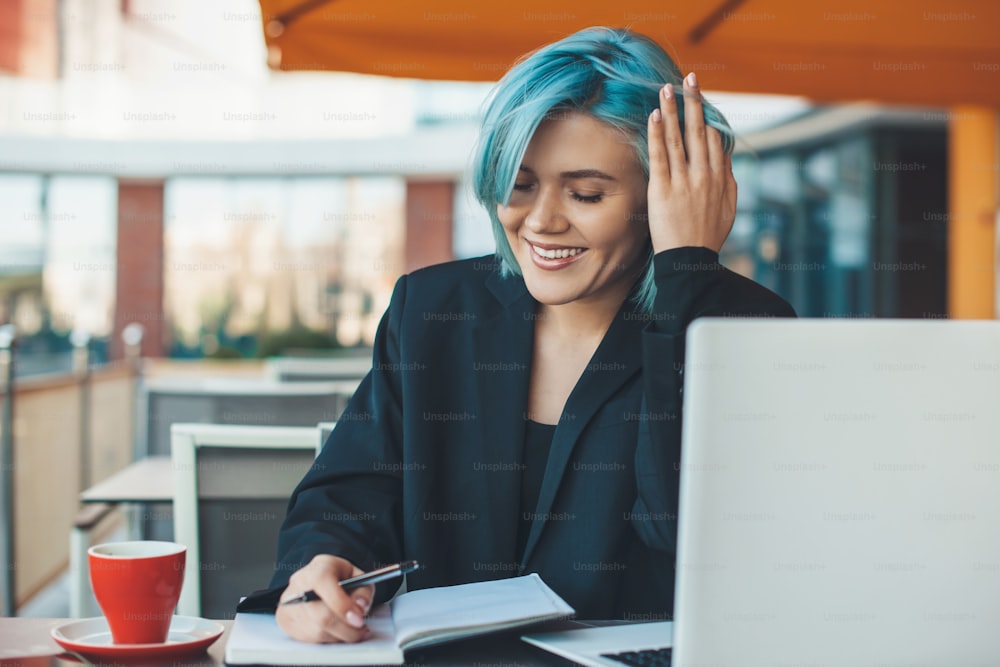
[646,72,737,254]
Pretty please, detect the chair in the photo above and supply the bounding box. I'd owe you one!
[142,378,358,457]
[265,356,372,383]
[171,423,324,618]
[138,379,356,544]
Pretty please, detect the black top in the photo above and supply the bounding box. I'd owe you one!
[517,419,557,560]
[249,247,795,620]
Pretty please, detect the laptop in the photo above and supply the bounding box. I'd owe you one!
[524,319,1000,666]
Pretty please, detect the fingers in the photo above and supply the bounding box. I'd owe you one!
[350,584,375,618]
[652,74,727,180]
[722,155,738,234]
[310,571,370,632]
[275,555,374,644]
[723,154,735,194]
[344,564,375,623]
[657,83,687,179]
[647,95,669,180]
[646,72,736,254]
[706,121,725,176]
[681,72,709,174]
[277,593,371,644]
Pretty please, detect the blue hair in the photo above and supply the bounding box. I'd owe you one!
[472,27,734,312]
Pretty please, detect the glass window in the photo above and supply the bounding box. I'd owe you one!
[164,176,404,352]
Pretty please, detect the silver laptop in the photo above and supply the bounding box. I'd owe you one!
[525,319,1000,666]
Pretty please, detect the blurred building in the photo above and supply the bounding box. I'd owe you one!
[0,0,491,367]
[164,177,405,349]
[1,0,977,371]
[730,105,948,319]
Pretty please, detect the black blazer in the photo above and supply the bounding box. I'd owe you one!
[253,247,794,620]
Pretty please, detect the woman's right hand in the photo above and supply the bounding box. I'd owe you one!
[275,554,375,643]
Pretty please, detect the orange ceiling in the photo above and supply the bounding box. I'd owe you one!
[258,0,1000,106]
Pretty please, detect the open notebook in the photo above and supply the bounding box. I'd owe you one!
[226,573,574,665]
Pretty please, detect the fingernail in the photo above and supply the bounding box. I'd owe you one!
[651,108,661,123]
[663,83,673,100]
[357,597,371,614]
[687,72,698,88]
[346,611,365,628]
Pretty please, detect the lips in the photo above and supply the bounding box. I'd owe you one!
[526,241,587,269]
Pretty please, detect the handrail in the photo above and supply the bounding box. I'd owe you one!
[0,357,139,612]
[0,324,16,616]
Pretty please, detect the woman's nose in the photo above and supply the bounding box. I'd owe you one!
[524,189,569,234]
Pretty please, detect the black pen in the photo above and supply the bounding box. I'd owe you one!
[281,560,421,605]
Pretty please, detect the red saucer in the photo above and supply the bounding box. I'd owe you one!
[51,615,224,663]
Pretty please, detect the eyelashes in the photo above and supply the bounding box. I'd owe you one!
[511,183,604,204]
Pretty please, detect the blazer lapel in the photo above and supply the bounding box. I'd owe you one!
[471,270,535,568]
[519,300,645,568]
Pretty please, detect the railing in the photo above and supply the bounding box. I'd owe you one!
[0,326,14,615]
[0,362,138,611]
[0,345,352,614]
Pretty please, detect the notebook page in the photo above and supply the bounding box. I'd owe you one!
[390,573,574,650]
[225,605,403,665]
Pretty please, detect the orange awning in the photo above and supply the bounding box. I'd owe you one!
[258,0,1000,106]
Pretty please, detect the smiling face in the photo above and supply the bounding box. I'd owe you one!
[497,111,650,311]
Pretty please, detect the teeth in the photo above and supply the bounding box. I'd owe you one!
[533,245,583,260]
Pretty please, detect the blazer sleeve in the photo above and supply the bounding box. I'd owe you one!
[241,276,409,613]
[629,246,796,552]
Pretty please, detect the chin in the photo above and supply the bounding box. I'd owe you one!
[522,282,581,307]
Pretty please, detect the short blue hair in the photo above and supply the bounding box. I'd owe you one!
[472,27,734,312]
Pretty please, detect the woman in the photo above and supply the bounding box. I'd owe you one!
[258,26,794,643]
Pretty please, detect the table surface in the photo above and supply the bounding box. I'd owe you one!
[80,456,173,504]
[0,617,586,666]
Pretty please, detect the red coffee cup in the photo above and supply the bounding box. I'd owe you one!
[88,541,186,644]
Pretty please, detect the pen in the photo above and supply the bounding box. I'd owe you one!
[281,560,421,605]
